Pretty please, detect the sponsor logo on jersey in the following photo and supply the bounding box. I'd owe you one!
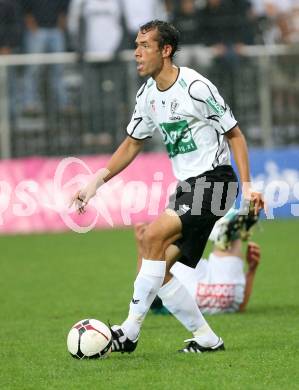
[160,120,197,158]
[179,78,187,89]
[206,96,225,117]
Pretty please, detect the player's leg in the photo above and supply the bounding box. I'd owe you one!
[156,168,238,352]
[135,222,181,275]
[111,211,182,352]
[132,221,223,353]
[112,168,237,353]
[134,222,147,273]
[135,223,178,314]
[157,218,225,353]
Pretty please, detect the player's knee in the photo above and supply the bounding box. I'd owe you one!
[134,223,147,243]
[142,227,165,248]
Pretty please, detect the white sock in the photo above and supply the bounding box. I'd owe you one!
[122,259,166,340]
[158,277,219,347]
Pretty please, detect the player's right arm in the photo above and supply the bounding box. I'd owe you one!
[105,136,144,182]
[71,83,156,213]
[71,136,144,213]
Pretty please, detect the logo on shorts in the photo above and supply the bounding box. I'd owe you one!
[179,204,190,214]
[131,298,140,304]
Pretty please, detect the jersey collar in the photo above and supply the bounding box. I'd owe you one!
[156,67,180,92]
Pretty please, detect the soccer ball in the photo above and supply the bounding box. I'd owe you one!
[67,319,112,359]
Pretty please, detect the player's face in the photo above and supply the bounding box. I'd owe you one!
[135,29,164,78]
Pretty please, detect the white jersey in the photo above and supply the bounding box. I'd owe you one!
[127,67,237,181]
[171,253,245,314]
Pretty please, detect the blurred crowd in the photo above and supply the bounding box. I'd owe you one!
[1,0,299,56]
[1,0,299,151]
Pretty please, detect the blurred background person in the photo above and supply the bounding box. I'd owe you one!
[68,0,122,56]
[254,0,291,44]
[171,0,201,46]
[285,0,299,44]
[172,240,261,314]
[0,0,22,55]
[120,0,169,50]
[171,208,261,314]
[135,208,261,315]
[0,0,22,120]
[68,0,123,149]
[22,0,70,114]
[197,0,254,113]
[257,0,299,142]
[265,0,299,44]
[250,0,299,44]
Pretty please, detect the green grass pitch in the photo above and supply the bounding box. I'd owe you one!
[1,219,298,390]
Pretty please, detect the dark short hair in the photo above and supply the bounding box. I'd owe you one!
[139,20,180,59]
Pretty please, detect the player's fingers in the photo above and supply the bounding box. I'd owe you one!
[250,247,260,256]
[249,246,260,256]
[248,243,260,252]
[251,253,260,262]
[254,197,259,215]
[248,242,259,252]
[78,204,87,214]
[259,197,264,211]
[252,194,263,215]
[248,241,259,249]
[69,191,80,208]
[249,247,260,260]
[72,191,89,214]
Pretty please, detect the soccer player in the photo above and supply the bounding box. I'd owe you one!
[135,208,261,315]
[71,20,264,353]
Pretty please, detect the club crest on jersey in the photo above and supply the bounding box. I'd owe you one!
[170,99,181,120]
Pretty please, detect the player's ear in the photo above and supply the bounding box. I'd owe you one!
[162,44,172,59]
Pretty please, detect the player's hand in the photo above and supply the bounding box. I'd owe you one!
[246,242,261,271]
[69,181,98,214]
[69,168,109,214]
[243,186,264,215]
[250,191,264,215]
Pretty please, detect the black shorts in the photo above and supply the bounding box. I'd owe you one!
[168,165,238,268]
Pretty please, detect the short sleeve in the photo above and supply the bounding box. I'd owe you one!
[189,79,237,134]
[126,96,157,140]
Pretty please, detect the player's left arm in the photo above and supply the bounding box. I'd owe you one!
[225,125,264,214]
[239,242,261,312]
